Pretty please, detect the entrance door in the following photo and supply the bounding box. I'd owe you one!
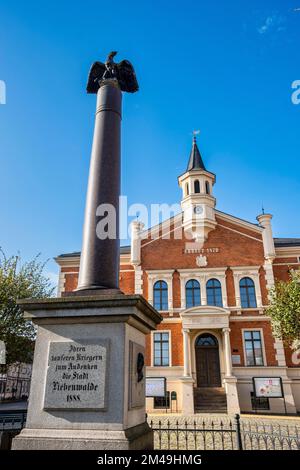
[195,333,221,387]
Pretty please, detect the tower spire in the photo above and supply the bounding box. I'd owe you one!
[178,133,217,245]
[186,132,206,171]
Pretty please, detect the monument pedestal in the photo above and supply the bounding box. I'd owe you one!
[12,294,161,450]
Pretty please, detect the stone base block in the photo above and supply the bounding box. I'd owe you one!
[12,423,153,450]
[180,377,195,415]
[223,376,240,415]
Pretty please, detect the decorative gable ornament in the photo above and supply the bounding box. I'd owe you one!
[196,255,208,267]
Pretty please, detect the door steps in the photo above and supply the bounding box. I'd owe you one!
[194,387,227,413]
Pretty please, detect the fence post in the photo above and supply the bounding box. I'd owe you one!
[234,414,243,450]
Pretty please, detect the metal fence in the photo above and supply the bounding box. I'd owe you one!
[0,411,27,450]
[0,411,27,432]
[241,419,300,450]
[149,415,300,451]
[1,411,299,451]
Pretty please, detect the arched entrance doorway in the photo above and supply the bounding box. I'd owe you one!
[195,333,221,387]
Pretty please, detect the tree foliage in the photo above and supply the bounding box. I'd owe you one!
[0,249,55,365]
[267,270,300,349]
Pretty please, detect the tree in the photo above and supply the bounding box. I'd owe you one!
[267,270,300,350]
[0,249,55,366]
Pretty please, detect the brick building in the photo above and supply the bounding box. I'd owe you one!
[56,137,300,415]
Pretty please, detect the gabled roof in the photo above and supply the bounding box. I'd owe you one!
[56,245,130,259]
[274,238,300,248]
[186,136,206,171]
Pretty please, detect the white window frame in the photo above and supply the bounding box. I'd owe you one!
[185,278,202,309]
[151,330,172,367]
[178,268,228,309]
[242,328,267,367]
[231,267,263,313]
[146,270,174,312]
[205,277,224,308]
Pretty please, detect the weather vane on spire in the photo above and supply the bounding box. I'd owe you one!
[192,129,200,141]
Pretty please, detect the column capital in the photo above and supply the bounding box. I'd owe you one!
[222,327,231,334]
[182,328,190,334]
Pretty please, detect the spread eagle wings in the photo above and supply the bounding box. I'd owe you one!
[86,61,106,93]
[86,59,139,94]
[116,60,139,93]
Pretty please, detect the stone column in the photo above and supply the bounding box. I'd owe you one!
[130,221,144,266]
[222,327,232,377]
[180,328,194,414]
[222,327,240,414]
[77,80,122,292]
[183,328,191,377]
[256,213,276,260]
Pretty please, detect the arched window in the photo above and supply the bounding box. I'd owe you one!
[240,277,257,308]
[185,183,189,196]
[195,333,218,347]
[205,181,210,194]
[186,279,201,308]
[194,180,200,193]
[153,280,168,310]
[206,278,223,307]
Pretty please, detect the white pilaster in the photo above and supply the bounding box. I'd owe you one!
[256,213,276,260]
[222,327,232,377]
[134,266,143,295]
[182,328,191,377]
[57,270,66,297]
[130,220,144,266]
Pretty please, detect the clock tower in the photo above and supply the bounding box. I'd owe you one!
[178,135,217,245]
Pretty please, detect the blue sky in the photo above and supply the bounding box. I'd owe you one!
[0,0,299,285]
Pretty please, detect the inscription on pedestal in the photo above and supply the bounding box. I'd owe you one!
[44,339,109,410]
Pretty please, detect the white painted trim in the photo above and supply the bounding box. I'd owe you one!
[54,257,80,267]
[138,208,263,248]
[275,246,300,256]
[134,266,143,295]
[179,268,228,308]
[231,267,262,310]
[273,262,300,266]
[177,267,229,274]
[190,329,225,386]
[146,270,174,310]
[57,270,66,296]
[151,329,172,368]
[140,213,182,239]
[159,318,182,324]
[230,316,270,321]
[215,210,263,233]
[242,328,267,367]
[55,253,131,267]
[217,223,263,243]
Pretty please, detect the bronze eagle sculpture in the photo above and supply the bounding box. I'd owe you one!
[87,51,139,94]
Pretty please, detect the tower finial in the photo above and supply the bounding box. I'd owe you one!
[262,202,265,215]
[192,129,200,142]
[186,131,206,171]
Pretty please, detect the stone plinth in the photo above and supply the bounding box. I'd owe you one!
[12,294,162,450]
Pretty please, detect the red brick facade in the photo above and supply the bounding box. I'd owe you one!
[58,213,299,371]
